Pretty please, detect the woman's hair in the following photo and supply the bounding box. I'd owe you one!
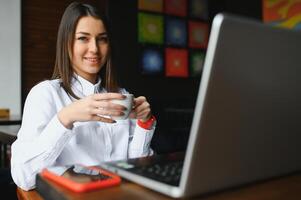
[52,2,118,99]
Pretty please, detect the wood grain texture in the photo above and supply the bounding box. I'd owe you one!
[18,173,301,200]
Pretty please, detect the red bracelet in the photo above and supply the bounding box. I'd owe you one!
[137,115,156,130]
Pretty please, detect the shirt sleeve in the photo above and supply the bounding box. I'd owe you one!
[10,81,74,191]
[128,119,156,158]
[118,88,156,158]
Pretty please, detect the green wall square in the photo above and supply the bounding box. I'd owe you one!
[138,12,164,44]
[190,51,205,76]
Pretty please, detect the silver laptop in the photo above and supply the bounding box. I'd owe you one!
[100,13,301,198]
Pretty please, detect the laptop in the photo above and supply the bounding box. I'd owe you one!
[100,13,301,198]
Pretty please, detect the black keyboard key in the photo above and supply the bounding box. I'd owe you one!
[128,161,183,186]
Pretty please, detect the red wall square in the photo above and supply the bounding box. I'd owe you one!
[164,0,187,17]
[189,21,209,48]
[165,48,188,77]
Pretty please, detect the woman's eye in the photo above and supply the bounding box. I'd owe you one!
[78,37,88,41]
[97,37,108,43]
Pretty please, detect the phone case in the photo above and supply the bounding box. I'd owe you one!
[40,165,121,193]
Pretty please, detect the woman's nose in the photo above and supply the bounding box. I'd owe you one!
[88,39,98,53]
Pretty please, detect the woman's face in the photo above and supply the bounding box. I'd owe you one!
[71,16,109,83]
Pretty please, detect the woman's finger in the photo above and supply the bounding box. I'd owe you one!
[92,108,124,117]
[134,101,150,114]
[91,115,116,123]
[133,96,146,106]
[92,100,126,111]
[92,93,125,101]
[136,108,151,119]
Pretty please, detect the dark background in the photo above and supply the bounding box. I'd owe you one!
[22,0,262,154]
[107,0,262,102]
[106,0,262,153]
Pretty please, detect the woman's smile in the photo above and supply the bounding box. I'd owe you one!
[84,56,101,65]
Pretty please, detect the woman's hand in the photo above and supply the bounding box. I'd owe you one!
[130,96,152,122]
[58,93,126,128]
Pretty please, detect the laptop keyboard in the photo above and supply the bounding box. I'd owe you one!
[128,161,183,186]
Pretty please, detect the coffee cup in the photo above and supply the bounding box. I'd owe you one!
[110,94,134,120]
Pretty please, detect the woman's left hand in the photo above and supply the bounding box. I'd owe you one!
[129,96,152,122]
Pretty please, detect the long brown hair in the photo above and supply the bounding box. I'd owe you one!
[52,2,118,99]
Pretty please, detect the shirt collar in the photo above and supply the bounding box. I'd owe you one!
[71,74,102,97]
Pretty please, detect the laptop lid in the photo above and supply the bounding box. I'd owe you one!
[181,13,301,197]
[100,13,301,198]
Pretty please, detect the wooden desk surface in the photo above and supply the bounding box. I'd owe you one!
[17,188,43,200]
[17,173,301,200]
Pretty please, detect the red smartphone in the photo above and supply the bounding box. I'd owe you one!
[40,164,121,193]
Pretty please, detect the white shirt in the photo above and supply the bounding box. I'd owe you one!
[10,75,155,191]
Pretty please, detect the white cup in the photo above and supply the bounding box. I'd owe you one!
[110,94,134,120]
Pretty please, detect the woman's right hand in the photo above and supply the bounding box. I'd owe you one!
[58,93,126,128]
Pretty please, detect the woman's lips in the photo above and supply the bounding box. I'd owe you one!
[84,57,100,64]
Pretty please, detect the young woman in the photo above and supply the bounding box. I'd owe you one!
[11,2,156,191]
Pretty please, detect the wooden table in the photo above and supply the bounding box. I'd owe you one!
[17,188,43,200]
[16,173,301,200]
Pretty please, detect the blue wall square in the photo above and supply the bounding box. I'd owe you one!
[165,18,187,47]
[140,47,164,74]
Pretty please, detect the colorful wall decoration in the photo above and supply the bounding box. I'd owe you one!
[140,46,164,75]
[138,0,209,78]
[138,13,164,44]
[262,0,301,30]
